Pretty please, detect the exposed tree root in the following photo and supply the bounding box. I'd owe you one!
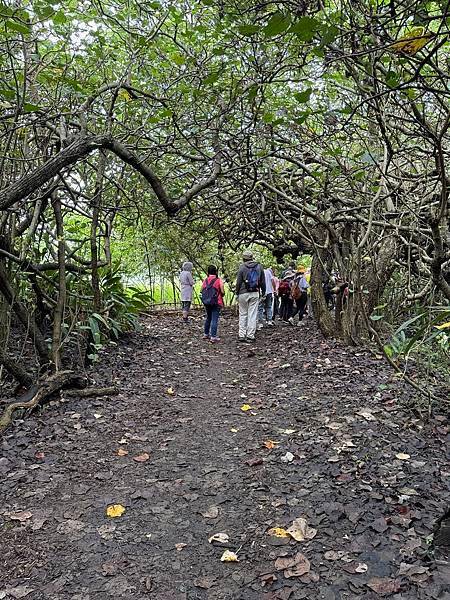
[63,386,119,398]
[0,370,87,435]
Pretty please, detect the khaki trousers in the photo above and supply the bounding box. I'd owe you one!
[238,292,260,339]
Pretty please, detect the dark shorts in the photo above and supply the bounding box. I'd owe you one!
[182,301,191,310]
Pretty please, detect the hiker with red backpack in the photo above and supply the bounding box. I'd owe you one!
[235,250,266,343]
[289,266,309,326]
[278,269,295,322]
[201,265,225,344]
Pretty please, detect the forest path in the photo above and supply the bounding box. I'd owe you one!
[1,314,448,600]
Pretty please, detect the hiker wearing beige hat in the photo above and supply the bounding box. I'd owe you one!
[235,250,266,343]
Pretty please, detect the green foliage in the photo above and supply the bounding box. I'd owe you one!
[83,266,152,362]
[383,306,450,383]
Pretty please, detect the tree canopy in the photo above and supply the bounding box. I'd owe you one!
[0,0,449,387]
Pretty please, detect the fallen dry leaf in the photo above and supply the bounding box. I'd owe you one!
[2,586,34,599]
[240,404,252,412]
[356,409,376,421]
[167,387,175,395]
[324,550,347,561]
[264,440,279,449]
[133,453,150,462]
[220,550,239,562]
[34,451,45,460]
[175,543,187,551]
[230,428,238,433]
[281,452,294,463]
[245,457,263,467]
[286,517,317,542]
[275,552,310,578]
[193,575,218,589]
[396,453,410,460]
[260,573,278,587]
[367,577,401,595]
[267,527,290,538]
[9,511,32,522]
[116,448,128,456]
[208,532,229,544]
[200,505,219,519]
[106,504,126,518]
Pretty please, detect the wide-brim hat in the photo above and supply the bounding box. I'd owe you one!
[283,270,295,279]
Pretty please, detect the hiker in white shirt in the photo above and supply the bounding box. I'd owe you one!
[258,267,275,328]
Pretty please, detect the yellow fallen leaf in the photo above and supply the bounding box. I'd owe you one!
[167,387,175,395]
[240,404,252,412]
[267,527,290,538]
[106,504,126,518]
[230,428,238,433]
[435,321,450,330]
[390,27,433,55]
[116,448,128,456]
[396,453,410,460]
[220,550,239,562]
[263,440,279,449]
[175,543,187,551]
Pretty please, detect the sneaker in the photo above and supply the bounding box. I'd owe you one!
[267,321,274,327]
[257,323,264,330]
[288,317,295,326]
[238,337,247,343]
[297,321,302,327]
[203,334,210,340]
[246,337,255,343]
[210,336,220,343]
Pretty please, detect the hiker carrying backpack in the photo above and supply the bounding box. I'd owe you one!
[201,265,225,344]
[201,276,219,306]
[235,250,266,342]
[278,271,295,322]
[278,279,292,297]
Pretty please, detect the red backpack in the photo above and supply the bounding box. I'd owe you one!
[278,280,291,297]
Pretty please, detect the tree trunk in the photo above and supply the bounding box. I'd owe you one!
[51,194,66,370]
[310,250,334,338]
[0,262,49,364]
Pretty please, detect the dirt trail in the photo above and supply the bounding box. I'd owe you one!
[1,314,448,600]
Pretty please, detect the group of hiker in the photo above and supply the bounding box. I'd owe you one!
[179,251,310,344]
